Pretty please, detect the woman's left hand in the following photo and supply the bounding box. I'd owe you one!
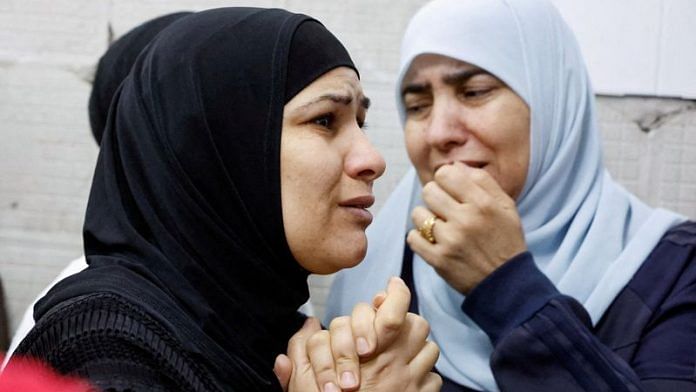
[274,317,324,392]
[407,162,527,294]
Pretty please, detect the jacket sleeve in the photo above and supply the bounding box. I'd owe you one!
[461,252,696,392]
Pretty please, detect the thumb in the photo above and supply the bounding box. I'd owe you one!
[273,354,292,392]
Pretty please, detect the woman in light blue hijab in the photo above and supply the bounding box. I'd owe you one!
[327,0,696,390]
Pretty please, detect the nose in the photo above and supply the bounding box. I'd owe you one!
[425,97,468,151]
[345,131,386,183]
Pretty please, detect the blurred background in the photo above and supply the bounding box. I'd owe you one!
[1,0,695,343]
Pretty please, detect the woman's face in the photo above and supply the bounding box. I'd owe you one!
[281,67,385,274]
[401,54,530,200]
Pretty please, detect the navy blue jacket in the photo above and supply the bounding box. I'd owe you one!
[403,221,696,391]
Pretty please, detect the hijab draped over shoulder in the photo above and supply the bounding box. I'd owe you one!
[23,7,356,391]
[325,0,685,390]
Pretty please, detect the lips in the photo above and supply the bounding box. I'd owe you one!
[339,195,375,225]
[339,195,375,209]
[434,160,487,172]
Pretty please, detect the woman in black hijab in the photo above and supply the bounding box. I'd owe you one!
[14,7,438,392]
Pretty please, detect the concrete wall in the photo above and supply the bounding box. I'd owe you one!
[1,0,695,333]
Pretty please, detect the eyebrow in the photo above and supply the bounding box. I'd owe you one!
[297,94,371,111]
[401,68,491,97]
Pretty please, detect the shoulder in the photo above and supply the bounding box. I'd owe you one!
[624,220,696,310]
[661,220,696,247]
[16,293,219,392]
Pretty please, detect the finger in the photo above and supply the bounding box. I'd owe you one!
[286,318,322,391]
[411,206,445,245]
[395,313,430,360]
[421,180,459,220]
[400,313,430,360]
[273,354,292,392]
[328,316,360,391]
[434,162,491,204]
[411,205,435,228]
[454,161,509,198]
[287,317,322,362]
[374,277,411,351]
[306,330,340,392]
[420,372,444,392]
[372,291,387,308]
[408,340,440,375]
[350,302,376,357]
[406,229,440,269]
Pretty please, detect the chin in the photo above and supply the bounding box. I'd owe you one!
[318,238,368,275]
[343,244,367,268]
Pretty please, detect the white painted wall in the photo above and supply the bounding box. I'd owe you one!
[1,1,695,332]
[551,0,696,98]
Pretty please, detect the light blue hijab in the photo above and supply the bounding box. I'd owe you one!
[325,0,686,390]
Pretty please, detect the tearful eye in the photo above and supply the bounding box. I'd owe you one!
[311,113,334,129]
[406,105,421,113]
[464,89,491,98]
[404,102,431,120]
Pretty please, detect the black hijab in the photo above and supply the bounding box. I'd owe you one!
[88,11,193,145]
[36,7,356,390]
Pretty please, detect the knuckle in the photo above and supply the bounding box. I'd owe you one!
[406,230,417,245]
[478,197,495,214]
[315,363,335,377]
[379,313,404,333]
[434,165,451,182]
[431,373,443,388]
[422,181,437,196]
[427,341,440,358]
[334,355,358,367]
[352,301,374,316]
[436,227,456,246]
[411,208,420,222]
[329,316,350,331]
[456,213,477,231]
[411,314,431,336]
[409,229,426,246]
[287,334,301,348]
[470,168,487,182]
[306,330,330,350]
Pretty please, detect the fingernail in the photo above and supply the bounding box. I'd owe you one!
[341,371,357,388]
[356,337,369,355]
[323,382,340,392]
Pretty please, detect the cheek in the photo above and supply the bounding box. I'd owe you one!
[281,143,357,273]
[282,159,335,240]
[488,100,530,198]
[404,126,432,183]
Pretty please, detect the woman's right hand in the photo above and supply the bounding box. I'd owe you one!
[280,277,441,391]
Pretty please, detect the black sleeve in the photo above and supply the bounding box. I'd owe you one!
[70,340,180,392]
[14,295,212,392]
[462,252,696,392]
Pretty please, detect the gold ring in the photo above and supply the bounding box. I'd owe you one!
[419,215,437,244]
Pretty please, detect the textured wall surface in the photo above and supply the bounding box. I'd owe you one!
[1,0,695,331]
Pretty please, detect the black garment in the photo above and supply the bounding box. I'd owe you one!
[18,7,356,391]
[403,221,696,391]
[88,11,192,145]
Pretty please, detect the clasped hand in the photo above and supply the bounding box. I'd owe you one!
[274,277,441,391]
